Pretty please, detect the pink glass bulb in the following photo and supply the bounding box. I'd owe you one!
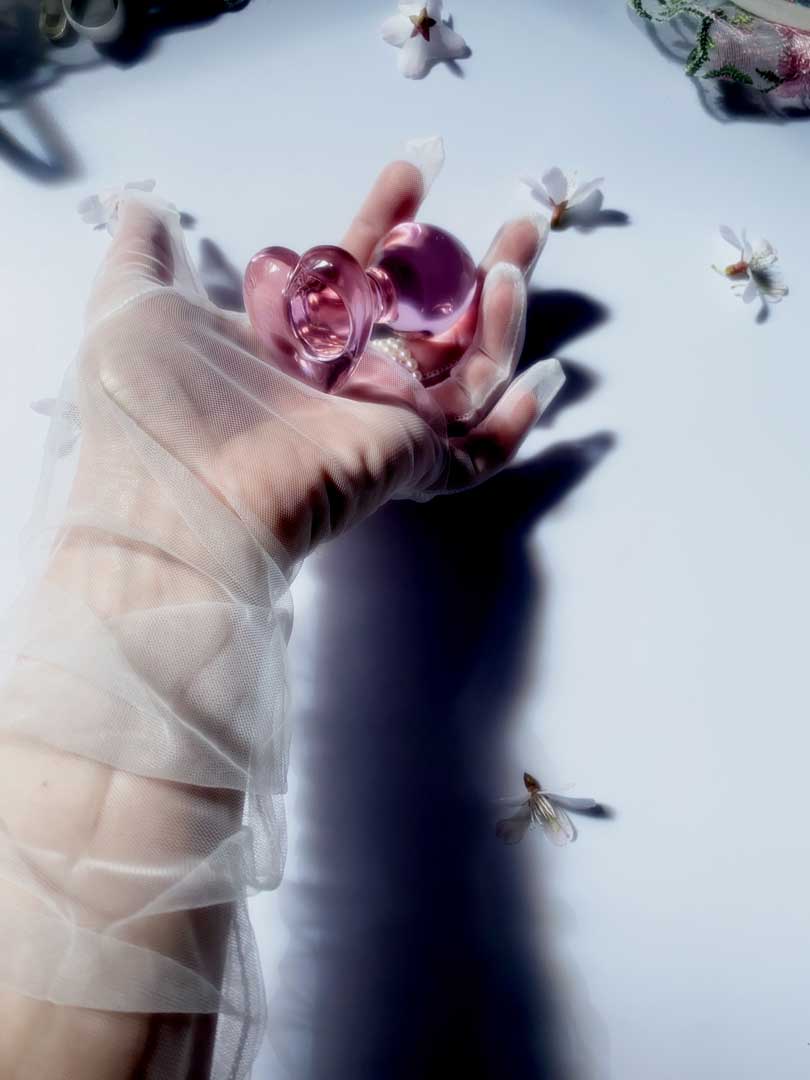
[243,223,477,393]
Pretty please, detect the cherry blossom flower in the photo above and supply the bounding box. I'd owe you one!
[714,226,789,307]
[381,1,468,80]
[77,179,157,233]
[521,167,605,228]
[495,772,599,846]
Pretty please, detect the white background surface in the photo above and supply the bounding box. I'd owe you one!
[2,2,810,1078]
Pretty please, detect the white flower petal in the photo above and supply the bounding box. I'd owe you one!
[381,13,412,46]
[404,134,445,195]
[124,179,156,193]
[541,805,576,845]
[520,175,553,209]
[77,194,105,225]
[546,794,599,811]
[398,33,431,78]
[541,166,568,205]
[741,228,753,262]
[426,0,444,16]
[756,272,788,301]
[719,224,742,252]
[495,803,532,845]
[741,279,759,304]
[567,176,604,208]
[751,241,777,271]
[428,22,467,60]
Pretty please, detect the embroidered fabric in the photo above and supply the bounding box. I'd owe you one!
[629,0,810,101]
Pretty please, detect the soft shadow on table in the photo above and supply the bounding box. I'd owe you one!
[198,238,246,311]
[265,296,613,1080]
[0,3,94,182]
[0,95,83,183]
[629,11,810,125]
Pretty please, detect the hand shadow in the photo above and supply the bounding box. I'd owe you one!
[198,237,246,311]
[520,288,608,426]
[0,96,82,183]
[266,295,613,1080]
[0,5,90,183]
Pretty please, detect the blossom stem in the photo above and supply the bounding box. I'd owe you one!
[550,202,567,229]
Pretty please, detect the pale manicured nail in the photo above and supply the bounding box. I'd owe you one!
[484,260,524,290]
[526,213,550,276]
[404,134,445,198]
[514,357,565,418]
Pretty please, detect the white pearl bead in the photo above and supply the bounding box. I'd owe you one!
[373,334,421,379]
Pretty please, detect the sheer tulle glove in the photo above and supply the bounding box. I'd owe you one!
[0,158,562,1080]
[84,162,563,568]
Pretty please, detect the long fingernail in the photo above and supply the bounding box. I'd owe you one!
[485,261,527,354]
[526,214,550,277]
[404,135,445,199]
[516,357,566,418]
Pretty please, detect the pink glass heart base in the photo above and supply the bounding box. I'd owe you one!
[243,223,477,394]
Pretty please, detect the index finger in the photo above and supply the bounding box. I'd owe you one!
[86,194,204,323]
[340,160,424,265]
[101,197,176,288]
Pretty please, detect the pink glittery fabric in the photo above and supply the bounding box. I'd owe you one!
[777,25,810,96]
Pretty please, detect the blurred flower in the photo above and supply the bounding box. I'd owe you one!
[381,1,468,79]
[495,772,598,846]
[521,167,605,228]
[714,226,789,307]
[77,179,156,233]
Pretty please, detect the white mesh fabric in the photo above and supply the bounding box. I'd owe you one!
[0,184,563,1078]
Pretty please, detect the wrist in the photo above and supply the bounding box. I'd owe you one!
[44,527,219,620]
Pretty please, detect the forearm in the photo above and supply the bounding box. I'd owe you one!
[0,533,245,1080]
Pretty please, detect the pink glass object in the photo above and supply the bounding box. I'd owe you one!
[243,223,477,392]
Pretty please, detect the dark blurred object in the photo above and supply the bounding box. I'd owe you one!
[0,0,90,180]
[1,0,248,60]
[0,0,249,181]
[61,0,126,44]
[39,0,72,43]
[99,0,250,64]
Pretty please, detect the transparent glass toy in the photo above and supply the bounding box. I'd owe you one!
[243,223,477,392]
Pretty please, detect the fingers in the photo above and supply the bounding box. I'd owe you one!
[479,213,548,278]
[100,197,176,288]
[443,358,566,489]
[341,160,424,265]
[424,214,548,427]
[428,261,527,430]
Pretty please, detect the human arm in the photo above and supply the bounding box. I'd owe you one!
[0,158,560,1079]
